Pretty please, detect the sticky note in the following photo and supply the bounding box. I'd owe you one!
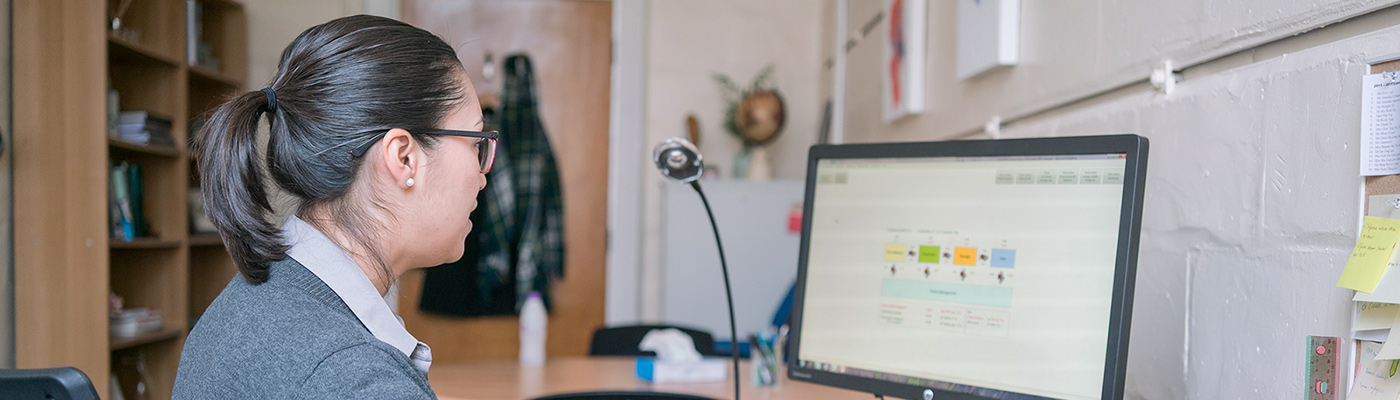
[918,246,940,263]
[1357,302,1400,331]
[885,244,907,261]
[990,249,1016,268]
[1351,341,1400,400]
[954,247,977,266]
[1355,249,1400,303]
[1337,216,1400,293]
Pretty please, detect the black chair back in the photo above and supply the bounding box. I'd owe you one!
[532,390,718,400]
[0,367,100,400]
[587,324,717,357]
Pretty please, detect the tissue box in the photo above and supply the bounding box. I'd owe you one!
[635,357,727,383]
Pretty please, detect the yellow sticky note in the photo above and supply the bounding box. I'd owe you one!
[885,244,907,261]
[1339,216,1400,293]
[954,247,977,266]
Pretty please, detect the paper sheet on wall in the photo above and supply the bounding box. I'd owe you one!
[1338,217,1400,293]
[1370,195,1400,220]
[1356,329,1390,342]
[1361,71,1400,176]
[1376,315,1400,360]
[1357,302,1400,331]
[1351,341,1400,400]
[1354,255,1400,303]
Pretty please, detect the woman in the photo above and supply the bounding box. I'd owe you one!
[174,15,492,398]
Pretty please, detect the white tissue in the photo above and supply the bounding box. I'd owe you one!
[638,328,703,363]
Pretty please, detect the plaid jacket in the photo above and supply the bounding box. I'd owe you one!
[476,54,566,310]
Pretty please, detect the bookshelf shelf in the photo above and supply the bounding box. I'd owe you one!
[111,238,182,250]
[108,34,181,67]
[111,328,182,351]
[189,65,241,89]
[188,234,223,247]
[109,137,182,159]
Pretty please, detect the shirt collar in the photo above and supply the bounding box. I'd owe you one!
[281,215,432,374]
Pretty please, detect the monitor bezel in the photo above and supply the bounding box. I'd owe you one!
[785,134,1149,400]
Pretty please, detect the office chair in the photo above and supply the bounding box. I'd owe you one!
[531,390,718,400]
[588,324,718,357]
[0,367,101,400]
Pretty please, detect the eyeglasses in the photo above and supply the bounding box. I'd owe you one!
[351,129,498,174]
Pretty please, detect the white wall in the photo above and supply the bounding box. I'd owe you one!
[841,1,1400,398]
[244,0,392,221]
[637,0,826,321]
[845,0,1400,140]
[606,0,647,325]
[662,180,804,340]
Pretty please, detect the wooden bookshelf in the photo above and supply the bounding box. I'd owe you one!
[109,137,182,158]
[110,237,183,250]
[188,233,224,247]
[15,0,246,398]
[111,328,182,351]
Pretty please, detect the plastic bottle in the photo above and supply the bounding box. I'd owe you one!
[519,291,547,366]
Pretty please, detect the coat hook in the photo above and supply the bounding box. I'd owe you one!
[483,52,496,82]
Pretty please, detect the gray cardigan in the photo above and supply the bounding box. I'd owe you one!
[173,258,435,399]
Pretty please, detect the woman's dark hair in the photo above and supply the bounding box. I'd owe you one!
[194,15,468,284]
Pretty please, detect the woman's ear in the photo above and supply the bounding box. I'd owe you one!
[379,128,417,188]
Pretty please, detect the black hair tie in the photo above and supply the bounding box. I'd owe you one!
[261,88,278,112]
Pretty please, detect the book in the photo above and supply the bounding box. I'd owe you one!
[116,110,175,147]
[110,164,135,241]
[108,166,125,239]
[127,164,145,238]
[109,162,147,241]
[187,0,201,65]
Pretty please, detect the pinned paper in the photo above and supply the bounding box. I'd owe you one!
[1370,194,1400,220]
[1362,71,1400,176]
[1357,302,1400,331]
[1352,341,1400,400]
[1337,216,1400,293]
[1375,315,1400,360]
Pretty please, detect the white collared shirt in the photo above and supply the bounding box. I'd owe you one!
[282,215,433,374]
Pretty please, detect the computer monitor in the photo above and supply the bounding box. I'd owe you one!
[787,134,1148,400]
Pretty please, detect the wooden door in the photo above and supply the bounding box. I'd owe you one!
[399,0,611,362]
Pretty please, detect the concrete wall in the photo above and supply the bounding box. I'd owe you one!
[840,1,1400,398]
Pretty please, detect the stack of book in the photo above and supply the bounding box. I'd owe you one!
[115,111,175,148]
[187,0,221,70]
[109,162,147,241]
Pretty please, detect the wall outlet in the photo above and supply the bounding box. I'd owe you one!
[1307,336,1340,400]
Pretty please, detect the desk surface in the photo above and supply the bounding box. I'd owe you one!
[431,357,871,400]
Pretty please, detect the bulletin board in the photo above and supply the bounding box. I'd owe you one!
[1353,55,1400,399]
[1364,56,1400,210]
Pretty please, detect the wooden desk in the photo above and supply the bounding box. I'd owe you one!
[431,357,871,400]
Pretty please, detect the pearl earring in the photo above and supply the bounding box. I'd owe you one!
[406,178,415,187]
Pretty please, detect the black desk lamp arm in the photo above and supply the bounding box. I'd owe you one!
[690,180,741,400]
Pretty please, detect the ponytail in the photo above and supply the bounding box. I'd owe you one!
[193,15,468,285]
[193,90,287,284]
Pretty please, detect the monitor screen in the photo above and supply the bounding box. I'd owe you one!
[787,135,1148,400]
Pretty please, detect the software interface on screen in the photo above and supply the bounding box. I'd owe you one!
[796,154,1129,400]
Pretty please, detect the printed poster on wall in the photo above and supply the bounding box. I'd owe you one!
[883,0,926,123]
